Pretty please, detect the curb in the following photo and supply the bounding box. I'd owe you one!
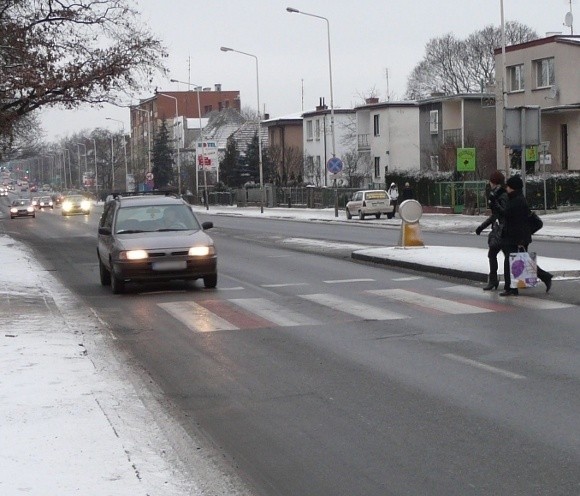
[351,251,488,283]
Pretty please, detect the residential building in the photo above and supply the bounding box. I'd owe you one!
[302,99,356,187]
[262,113,304,185]
[418,93,496,175]
[356,98,420,187]
[494,35,580,171]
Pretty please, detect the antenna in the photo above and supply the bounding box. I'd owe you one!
[563,0,574,34]
[385,68,390,101]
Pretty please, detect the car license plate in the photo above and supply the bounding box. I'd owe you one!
[152,261,187,271]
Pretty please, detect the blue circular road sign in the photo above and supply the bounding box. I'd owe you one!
[326,157,343,174]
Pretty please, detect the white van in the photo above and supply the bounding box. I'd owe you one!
[345,190,394,220]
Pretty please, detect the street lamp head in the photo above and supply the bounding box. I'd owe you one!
[169,78,178,83]
[286,7,300,13]
[220,46,233,52]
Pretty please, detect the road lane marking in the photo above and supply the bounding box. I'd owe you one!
[441,285,575,310]
[299,293,407,320]
[228,298,319,327]
[261,283,310,288]
[444,353,526,380]
[392,276,424,281]
[368,289,494,314]
[323,278,375,284]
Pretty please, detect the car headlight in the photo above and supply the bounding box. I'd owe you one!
[188,246,215,257]
[10,207,17,213]
[27,206,34,212]
[119,249,149,260]
[81,200,91,210]
[62,201,72,211]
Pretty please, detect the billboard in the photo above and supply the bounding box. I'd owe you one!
[196,141,218,172]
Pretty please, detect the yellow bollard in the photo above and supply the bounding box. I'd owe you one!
[397,200,425,248]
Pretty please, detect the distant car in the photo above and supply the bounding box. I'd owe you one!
[38,196,54,209]
[97,192,217,294]
[61,195,92,216]
[345,190,394,220]
[29,185,38,193]
[10,199,35,219]
[51,193,64,205]
[0,187,7,196]
[31,196,41,209]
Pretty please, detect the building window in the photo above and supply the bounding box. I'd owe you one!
[508,64,525,91]
[373,114,380,136]
[535,58,555,88]
[374,156,380,178]
[430,155,439,171]
[429,110,439,134]
[306,120,313,141]
[204,104,213,113]
[315,119,320,140]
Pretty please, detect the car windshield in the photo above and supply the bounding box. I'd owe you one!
[41,197,52,202]
[114,204,201,233]
[13,199,30,206]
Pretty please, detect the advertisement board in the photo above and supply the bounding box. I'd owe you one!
[196,141,218,172]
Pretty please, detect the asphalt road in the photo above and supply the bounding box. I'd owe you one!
[2,199,580,496]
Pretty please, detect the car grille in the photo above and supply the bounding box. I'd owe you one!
[147,250,190,258]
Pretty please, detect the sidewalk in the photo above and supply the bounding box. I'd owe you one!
[1,206,579,494]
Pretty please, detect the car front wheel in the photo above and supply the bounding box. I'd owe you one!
[345,209,352,220]
[203,273,217,289]
[110,267,125,294]
[359,211,365,220]
[99,258,111,286]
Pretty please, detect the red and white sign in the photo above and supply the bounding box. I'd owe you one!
[196,141,218,171]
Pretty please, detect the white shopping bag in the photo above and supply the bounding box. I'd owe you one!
[509,250,538,289]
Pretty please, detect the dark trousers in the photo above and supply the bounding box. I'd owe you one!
[502,245,551,290]
[487,245,501,281]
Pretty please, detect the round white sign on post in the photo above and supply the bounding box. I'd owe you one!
[399,199,422,224]
[145,172,154,181]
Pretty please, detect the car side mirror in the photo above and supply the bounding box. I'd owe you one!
[202,221,213,230]
[98,226,112,235]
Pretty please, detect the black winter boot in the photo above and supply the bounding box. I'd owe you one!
[482,276,499,291]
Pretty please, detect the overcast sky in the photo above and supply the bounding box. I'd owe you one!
[40,0,576,141]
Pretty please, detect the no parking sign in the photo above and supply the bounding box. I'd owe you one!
[326,157,343,175]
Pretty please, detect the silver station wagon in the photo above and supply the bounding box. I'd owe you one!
[345,190,394,220]
[97,192,217,294]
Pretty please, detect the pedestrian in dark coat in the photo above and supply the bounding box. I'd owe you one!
[493,175,553,296]
[401,182,414,202]
[475,171,508,290]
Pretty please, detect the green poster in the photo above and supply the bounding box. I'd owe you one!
[525,146,538,162]
[457,148,476,172]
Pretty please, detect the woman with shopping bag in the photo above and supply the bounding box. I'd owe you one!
[492,175,553,296]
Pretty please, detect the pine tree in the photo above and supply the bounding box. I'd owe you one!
[152,120,174,189]
[220,137,240,187]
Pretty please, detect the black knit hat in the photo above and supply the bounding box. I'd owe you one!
[506,175,523,190]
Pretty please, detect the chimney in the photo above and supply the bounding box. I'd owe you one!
[316,97,328,111]
[263,113,270,120]
[365,97,379,104]
[214,83,222,92]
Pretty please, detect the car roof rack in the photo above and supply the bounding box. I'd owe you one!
[111,190,180,200]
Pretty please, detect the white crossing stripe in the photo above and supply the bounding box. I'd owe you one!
[228,298,319,327]
[444,353,526,380]
[368,289,494,314]
[158,301,238,332]
[299,294,407,320]
[440,285,575,310]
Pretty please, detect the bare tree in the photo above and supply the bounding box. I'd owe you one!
[406,22,538,99]
[0,0,167,154]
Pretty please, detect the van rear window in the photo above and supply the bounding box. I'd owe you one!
[365,192,387,200]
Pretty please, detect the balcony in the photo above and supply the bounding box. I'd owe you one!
[443,128,462,146]
[357,134,370,151]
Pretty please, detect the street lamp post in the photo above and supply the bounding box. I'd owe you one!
[220,47,264,214]
[92,139,99,197]
[286,6,338,217]
[170,78,209,210]
[76,142,86,189]
[106,118,129,191]
[132,106,152,178]
[156,93,182,195]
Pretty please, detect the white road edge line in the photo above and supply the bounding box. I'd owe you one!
[261,283,310,288]
[89,306,116,340]
[323,278,375,284]
[444,353,526,380]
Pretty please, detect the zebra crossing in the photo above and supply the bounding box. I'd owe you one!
[157,285,575,333]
